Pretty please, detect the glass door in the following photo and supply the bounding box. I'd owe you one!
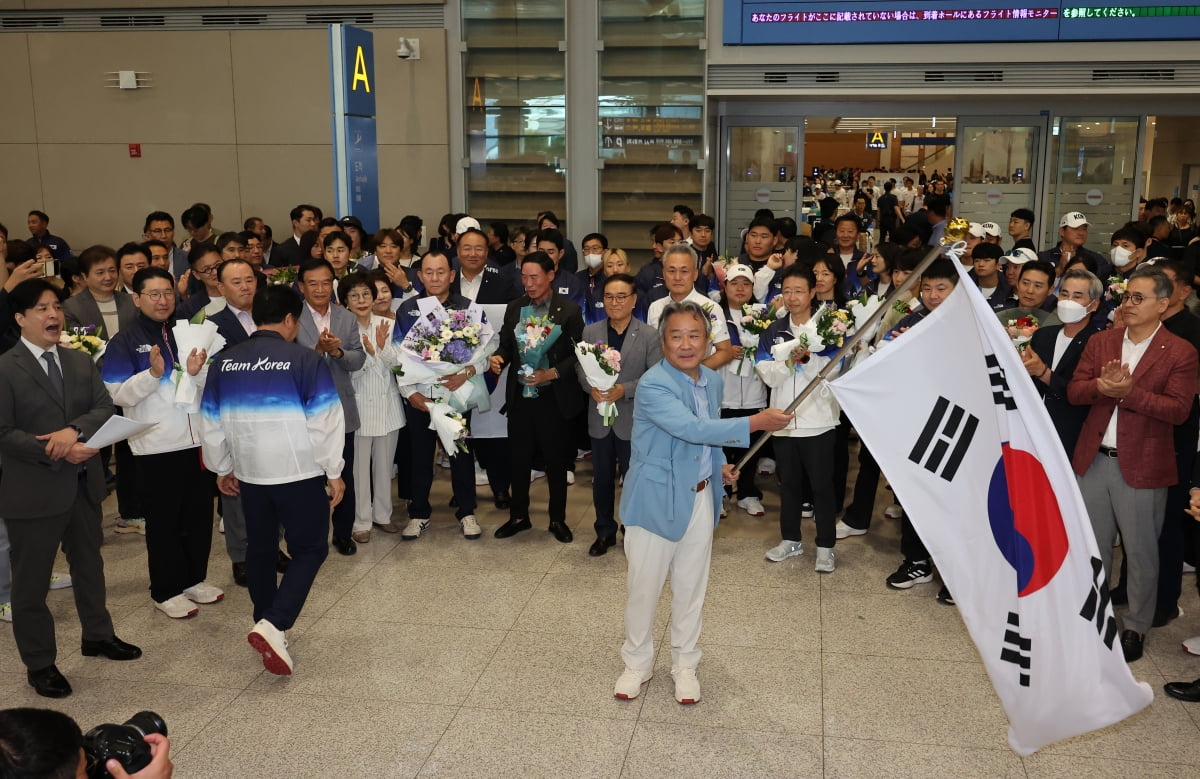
[720,123,802,259]
[954,118,1044,232]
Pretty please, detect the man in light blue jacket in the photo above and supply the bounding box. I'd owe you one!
[614,300,792,705]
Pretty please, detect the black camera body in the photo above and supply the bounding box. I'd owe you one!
[83,711,168,779]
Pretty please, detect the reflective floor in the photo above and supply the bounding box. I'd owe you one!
[3,456,1200,778]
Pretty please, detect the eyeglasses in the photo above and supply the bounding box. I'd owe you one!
[603,293,633,303]
[193,264,219,276]
[1123,292,1165,306]
[139,290,173,301]
[345,291,374,301]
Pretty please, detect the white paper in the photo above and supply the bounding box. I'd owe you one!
[171,320,225,410]
[87,416,158,449]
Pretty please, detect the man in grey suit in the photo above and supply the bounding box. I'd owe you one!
[61,246,137,339]
[576,273,662,556]
[297,259,365,556]
[0,279,142,698]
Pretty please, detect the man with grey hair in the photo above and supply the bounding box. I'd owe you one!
[613,299,791,705]
[645,243,735,371]
[1068,266,1197,662]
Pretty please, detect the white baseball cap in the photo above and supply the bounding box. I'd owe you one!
[1059,212,1089,228]
[725,264,755,284]
[967,222,986,239]
[980,222,1002,238]
[455,216,481,234]
[1001,247,1039,265]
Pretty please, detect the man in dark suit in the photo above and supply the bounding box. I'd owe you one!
[0,280,142,698]
[489,252,586,542]
[575,273,662,556]
[1022,268,1103,456]
[270,205,320,269]
[1068,267,1198,662]
[297,259,365,556]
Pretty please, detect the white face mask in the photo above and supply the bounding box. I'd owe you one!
[584,252,603,269]
[1110,245,1134,268]
[1056,299,1090,324]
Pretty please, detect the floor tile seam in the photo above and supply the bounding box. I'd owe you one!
[818,649,987,667]
[304,556,382,620]
[1023,752,1200,768]
[436,700,642,722]
[632,715,825,738]
[821,733,1020,753]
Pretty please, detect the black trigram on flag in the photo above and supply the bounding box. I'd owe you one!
[985,353,1017,411]
[1000,612,1032,687]
[1080,556,1119,649]
[909,396,979,482]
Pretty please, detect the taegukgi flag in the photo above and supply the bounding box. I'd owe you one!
[827,268,1153,756]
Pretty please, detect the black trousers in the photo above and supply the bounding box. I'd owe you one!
[775,431,837,549]
[474,438,512,495]
[508,392,571,525]
[405,403,476,519]
[331,433,355,540]
[841,442,882,531]
[136,448,217,602]
[115,438,144,519]
[901,514,929,564]
[590,429,630,538]
[721,407,764,499]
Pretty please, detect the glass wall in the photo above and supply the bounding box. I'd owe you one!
[724,126,800,258]
[955,122,1040,228]
[599,0,705,267]
[462,1,566,228]
[1044,117,1140,253]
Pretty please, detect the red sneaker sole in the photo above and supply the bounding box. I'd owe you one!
[247,632,292,675]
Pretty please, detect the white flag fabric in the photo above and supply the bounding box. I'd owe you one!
[827,269,1153,755]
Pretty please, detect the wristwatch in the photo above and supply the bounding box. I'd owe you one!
[68,424,85,441]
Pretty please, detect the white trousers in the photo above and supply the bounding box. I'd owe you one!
[621,486,714,672]
[353,430,400,532]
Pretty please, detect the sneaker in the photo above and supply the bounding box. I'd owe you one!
[219,517,225,534]
[155,594,199,619]
[800,502,815,518]
[737,496,766,516]
[883,504,903,519]
[886,560,934,590]
[835,521,866,540]
[0,603,11,623]
[937,585,956,606]
[757,457,776,476]
[671,667,701,704]
[1184,562,1196,574]
[1183,636,1200,656]
[613,667,653,700]
[719,498,728,518]
[530,470,546,481]
[401,518,430,541]
[182,582,224,604]
[474,464,490,486]
[437,454,451,469]
[460,515,482,540]
[765,539,804,563]
[48,573,73,590]
[114,517,146,535]
[576,449,592,461]
[351,530,372,544]
[815,547,836,573]
[248,619,293,675]
[566,471,575,486]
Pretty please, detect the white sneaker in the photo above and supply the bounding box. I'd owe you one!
[182,582,225,604]
[219,517,225,534]
[835,521,866,540]
[719,498,728,518]
[800,503,815,518]
[530,470,546,481]
[48,572,72,590]
[815,547,836,573]
[248,619,293,675]
[437,454,451,469]
[115,517,146,535]
[613,667,653,699]
[671,667,701,704]
[1183,635,1200,657]
[460,515,482,540]
[566,471,575,486]
[765,539,804,562]
[474,464,490,486]
[0,603,11,623]
[155,594,199,619]
[401,518,430,540]
[1184,562,1196,574]
[883,504,903,519]
[736,496,765,516]
[757,457,776,476]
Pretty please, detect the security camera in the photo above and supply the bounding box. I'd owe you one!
[395,38,420,60]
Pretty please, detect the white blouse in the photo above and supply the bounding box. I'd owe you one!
[352,313,406,436]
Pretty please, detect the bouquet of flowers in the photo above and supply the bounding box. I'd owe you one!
[735,302,776,374]
[426,402,470,454]
[1006,316,1038,352]
[396,299,494,411]
[892,295,918,316]
[575,341,623,426]
[265,265,299,286]
[1104,275,1127,307]
[846,290,886,343]
[171,320,225,412]
[815,305,852,352]
[769,332,812,372]
[516,307,562,398]
[58,325,106,362]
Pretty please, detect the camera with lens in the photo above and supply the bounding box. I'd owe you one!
[82,711,168,779]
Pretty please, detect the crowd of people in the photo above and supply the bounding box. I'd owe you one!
[2,185,1200,713]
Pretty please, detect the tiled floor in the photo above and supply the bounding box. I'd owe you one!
[3,456,1200,778]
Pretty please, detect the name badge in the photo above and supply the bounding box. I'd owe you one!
[558,286,570,294]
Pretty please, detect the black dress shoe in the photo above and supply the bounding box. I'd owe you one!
[331,536,357,556]
[232,562,247,587]
[493,490,511,510]
[494,517,532,538]
[1153,606,1181,628]
[588,535,617,557]
[276,550,291,573]
[1164,678,1200,702]
[1120,629,1144,662]
[549,520,573,544]
[27,665,72,698]
[81,635,142,661]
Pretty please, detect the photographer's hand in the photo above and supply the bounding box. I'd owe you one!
[108,733,173,779]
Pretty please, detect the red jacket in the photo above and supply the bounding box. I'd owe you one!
[1068,326,1198,488]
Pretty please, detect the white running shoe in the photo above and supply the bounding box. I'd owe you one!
[757,457,776,476]
[835,521,866,540]
[48,573,73,590]
[672,667,701,704]
[737,496,766,516]
[1183,636,1200,657]
[566,471,575,486]
[182,582,225,604]
[155,594,199,619]
[460,515,482,540]
[474,464,490,486]
[401,518,430,540]
[800,503,815,518]
[248,619,293,675]
[765,539,804,562]
[883,504,903,519]
[815,547,836,573]
[530,470,546,481]
[719,498,728,519]
[613,667,653,699]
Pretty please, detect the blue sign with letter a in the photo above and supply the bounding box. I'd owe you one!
[332,24,375,118]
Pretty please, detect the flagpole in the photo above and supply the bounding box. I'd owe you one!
[733,222,970,473]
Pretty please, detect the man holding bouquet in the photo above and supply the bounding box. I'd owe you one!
[489,253,585,542]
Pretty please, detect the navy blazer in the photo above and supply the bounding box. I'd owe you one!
[208,306,253,348]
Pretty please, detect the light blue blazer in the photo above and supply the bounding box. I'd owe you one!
[619,360,751,542]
